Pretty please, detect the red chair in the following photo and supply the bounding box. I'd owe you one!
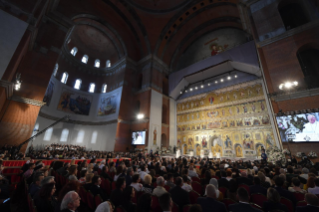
[238,184,250,195]
[183,204,192,212]
[101,178,111,196]
[133,191,145,204]
[115,206,127,212]
[87,191,95,210]
[95,194,103,207]
[191,176,200,183]
[280,197,294,212]
[189,190,200,204]
[250,193,267,207]
[172,202,179,212]
[250,203,262,209]
[112,181,116,190]
[151,195,161,212]
[219,187,228,198]
[191,181,202,195]
[293,192,305,202]
[164,185,171,191]
[297,201,307,206]
[221,198,236,211]
[79,187,88,204]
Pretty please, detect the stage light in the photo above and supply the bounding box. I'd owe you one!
[220,78,224,82]
[137,114,144,119]
[190,88,193,91]
[279,81,298,90]
[293,81,298,86]
[208,83,210,86]
[285,82,292,88]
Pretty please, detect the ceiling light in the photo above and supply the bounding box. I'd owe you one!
[195,86,198,90]
[185,90,188,93]
[180,91,182,94]
[215,81,218,84]
[279,81,298,90]
[234,75,237,78]
[190,88,193,91]
[208,83,210,86]
[285,82,292,88]
[227,76,231,80]
[220,79,224,82]
[201,85,204,88]
[293,81,298,86]
[137,114,144,119]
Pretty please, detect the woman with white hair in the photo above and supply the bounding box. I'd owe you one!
[95,201,114,212]
[205,178,223,201]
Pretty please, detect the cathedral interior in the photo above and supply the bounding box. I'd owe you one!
[1,0,319,159]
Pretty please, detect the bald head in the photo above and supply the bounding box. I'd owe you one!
[305,193,319,206]
[206,184,216,198]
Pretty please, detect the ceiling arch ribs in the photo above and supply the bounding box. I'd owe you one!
[154,0,239,57]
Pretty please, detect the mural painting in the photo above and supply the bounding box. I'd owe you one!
[97,96,116,116]
[57,88,92,115]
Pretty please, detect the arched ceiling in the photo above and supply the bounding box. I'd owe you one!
[51,0,246,71]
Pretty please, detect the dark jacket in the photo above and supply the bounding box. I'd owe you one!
[249,185,267,196]
[262,201,288,212]
[122,201,136,212]
[228,202,262,212]
[218,178,229,189]
[296,205,319,212]
[110,188,123,207]
[34,196,55,212]
[29,183,41,198]
[236,177,253,186]
[89,184,108,201]
[83,183,93,191]
[169,186,190,212]
[274,186,297,207]
[101,172,113,182]
[197,197,227,212]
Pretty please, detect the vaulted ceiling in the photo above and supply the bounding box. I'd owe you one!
[45,0,248,70]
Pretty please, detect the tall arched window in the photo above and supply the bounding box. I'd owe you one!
[297,47,319,88]
[61,72,68,84]
[76,130,85,143]
[74,79,82,90]
[91,131,98,144]
[102,84,107,93]
[70,47,78,56]
[60,129,69,142]
[278,1,309,30]
[106,60,111,68]
[94,59,100,68]
[44,127,53,141]
[53,64,58,76]
[89,83,95,93]
[32,123,39,136]
[82,55,89,64]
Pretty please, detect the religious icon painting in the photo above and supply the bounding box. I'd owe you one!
[229,120,235,127]
[262,116,270,125]
[208,96,214,104]
[236,120,243,127]
[201,136,208,148]
[255,133,261,140]
[235,134,239,141]
[196,136,199,141]
[253,119,261,126]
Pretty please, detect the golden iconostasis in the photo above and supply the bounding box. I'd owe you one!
[176,82,275,158]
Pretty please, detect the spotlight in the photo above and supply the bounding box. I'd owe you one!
[190,88,193,91]
[137,114,144,119]
[227,76,231,80]
[293,81,298,86]
[285,82,292,88]
[180,91,183,94]
[220,79,224,82]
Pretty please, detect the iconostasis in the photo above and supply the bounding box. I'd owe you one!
[176,80,277,158]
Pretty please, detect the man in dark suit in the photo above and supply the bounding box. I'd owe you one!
[274,176,296,208]
[296,193,319,212]
[169,177,190,212]
[89,175,108,201]
[229,187,262,212]
[125,167,134,186]
[159,192,173,212]
[237,171,253,186]
[100,166,113,182]
[60,191,80,212]
[197,184,227,212]
[249,177,267,196]
[218,171,229,188]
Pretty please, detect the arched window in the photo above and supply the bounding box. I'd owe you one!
[102,84,107,93]
[32,123,39,136]
[76,130,85,143]
[53,64,58,76]
[89,83,95,93]
[106,60,111,68]
[278,1,309,30]
[70,47,78,56]
[44,127,53,141]
[82,55,89,64]
[60,129,69,142]
[94,59,100,68]
[61,72,68,84]
[74,79,82,90]
[91,131,98,144]
[297,47,319,88]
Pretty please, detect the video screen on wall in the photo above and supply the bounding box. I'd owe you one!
[132,131,146,145]
[276,113,319,142]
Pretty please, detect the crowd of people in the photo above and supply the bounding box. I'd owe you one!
[1,150,319,211]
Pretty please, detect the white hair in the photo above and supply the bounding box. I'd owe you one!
[206,184,216,198]
[156,176,165,186]
[61,191,77,210]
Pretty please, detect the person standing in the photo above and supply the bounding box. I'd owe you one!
[261,149,267,163]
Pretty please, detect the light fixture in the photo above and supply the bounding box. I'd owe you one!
[14,73,22,91]
[279,81,298,90]
[137,114,144,119]
[234,75,237,78]
[190,88,193,91]
[227,76,231,80]
[208,83,210,86]
[215,81,218,84]
[201,85,204,88]
[195,86,198,90]
[220,78,224,82]
[185,90,188,93]
[180,91,183,94]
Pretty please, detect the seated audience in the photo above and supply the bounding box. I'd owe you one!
[110,177,126,207]
[130,174,143,191]
[229,187,262,212]
[227,179,238,202]
[197,184,227,212]
[55,181,81,212]
[83,173,94,190]
[296,193,319,212]
[100,166,113,182]
[200,170,212,186]
[67,165,78,181]
[288,177,306,193]
[122,186,136,212]
[95,201,114,212]
[159,192,173,212]
[300,168,309,180]
[257,172,270,189]
[188,204,203,212]
[236,171,253,186]
[262,188,288,212]
[78,170,87,183]
[90,175,108,201]
[169,177,190,212]
[188,165,199,178]
[143,174,154,193]
[139,165,148,181]
[308,178,319,195]
[181,175,192,192]
[34,182,57,212]
[136,193,152,212]
[29,172,44,198]
[60,191,81,212]
[249,176,267,196]
[218,171,229,188]
[306,176,316,192]
[166,173,176,188]
[205,178,223,200]
[274,176,296,207]
[153,176,167,196]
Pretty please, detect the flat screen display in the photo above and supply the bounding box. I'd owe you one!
[132,131,146,145]
[276,113,319,142]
